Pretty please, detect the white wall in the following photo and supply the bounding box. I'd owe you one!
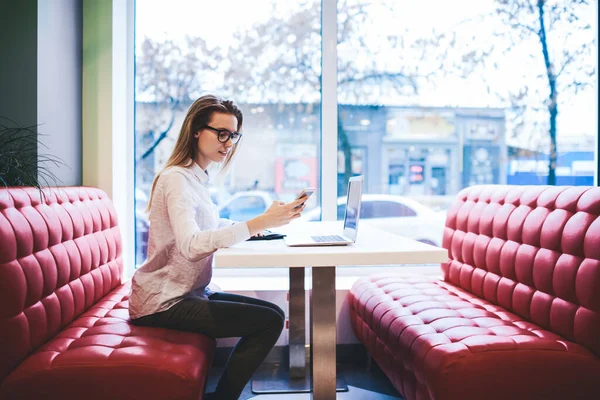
[82,0,135,273]
[82,0,113,195]
[38,0,82,186]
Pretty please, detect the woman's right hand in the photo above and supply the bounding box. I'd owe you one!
[246,198,306,235]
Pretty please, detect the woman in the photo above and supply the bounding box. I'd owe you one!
[129,95,306,400]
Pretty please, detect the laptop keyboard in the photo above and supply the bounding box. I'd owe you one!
[311,235,347,243]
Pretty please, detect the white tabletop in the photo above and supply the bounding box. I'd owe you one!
[214,221,448,268]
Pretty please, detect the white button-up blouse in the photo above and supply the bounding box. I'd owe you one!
[129,162,250,319]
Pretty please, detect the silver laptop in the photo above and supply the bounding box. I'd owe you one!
[284,176,363,247]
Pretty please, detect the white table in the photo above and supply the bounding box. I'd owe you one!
[214,221,448,400]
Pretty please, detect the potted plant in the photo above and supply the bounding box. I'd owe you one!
[0,117,66,191]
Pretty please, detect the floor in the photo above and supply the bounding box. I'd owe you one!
[205,362,403,400]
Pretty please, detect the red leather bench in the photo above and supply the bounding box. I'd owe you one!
[0,187,215,400]
[349,185,600,400]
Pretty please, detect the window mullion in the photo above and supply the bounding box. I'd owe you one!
[320,0,338,221]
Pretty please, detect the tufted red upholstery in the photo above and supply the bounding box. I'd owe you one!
[349,185,600,400]
[0,187,215,400]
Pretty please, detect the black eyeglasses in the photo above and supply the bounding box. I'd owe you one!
[205,125,243,144]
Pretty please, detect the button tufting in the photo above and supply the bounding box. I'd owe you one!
[0,187,216,400]
[348,185,600,400]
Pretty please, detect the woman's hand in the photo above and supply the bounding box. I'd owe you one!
[246,198,306,236]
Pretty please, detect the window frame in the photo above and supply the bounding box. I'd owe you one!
[320,0,338,220]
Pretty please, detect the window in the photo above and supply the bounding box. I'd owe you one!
[335,0,597,248]
[337,204,345,220]
[134,0,597,264]
[134,0,321,266]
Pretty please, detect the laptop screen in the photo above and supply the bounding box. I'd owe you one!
[342,176,363,241]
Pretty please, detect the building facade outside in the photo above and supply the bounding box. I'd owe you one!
[136,101,595,208]
[136,102,516,201]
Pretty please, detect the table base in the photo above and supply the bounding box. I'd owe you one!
[251,366,348,394]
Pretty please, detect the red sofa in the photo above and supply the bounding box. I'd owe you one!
[349,185,600,400]
[0,187,215,400]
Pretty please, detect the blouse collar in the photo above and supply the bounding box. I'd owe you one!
[189,160,210,184]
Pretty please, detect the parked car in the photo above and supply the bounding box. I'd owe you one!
[217,190,276,221]
[302,194,447,247]
[210,187,231,206]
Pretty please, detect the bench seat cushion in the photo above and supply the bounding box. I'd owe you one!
[1,281,216,400]
[349,274,600,400]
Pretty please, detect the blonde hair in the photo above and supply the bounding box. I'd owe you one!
[146,95,243,212]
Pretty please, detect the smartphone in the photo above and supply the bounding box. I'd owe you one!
[294,187,315,208]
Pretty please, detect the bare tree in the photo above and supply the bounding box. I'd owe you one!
[135,36,223,185]
[429,0,595,185]
[222,0,430,188]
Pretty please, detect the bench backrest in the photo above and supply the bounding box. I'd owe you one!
[0,187,123,381]
[443,185,600,355]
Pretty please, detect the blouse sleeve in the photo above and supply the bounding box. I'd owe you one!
[161,171,251,261]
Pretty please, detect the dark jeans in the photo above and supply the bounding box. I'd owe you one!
[132,292,285,400]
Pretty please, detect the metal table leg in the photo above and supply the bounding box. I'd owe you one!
[289,267,306,378]
[311,266,337,399]
[251,267,308,393]
[251,266,346,395]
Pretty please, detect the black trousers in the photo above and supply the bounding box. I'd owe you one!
[132,292,285,400]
